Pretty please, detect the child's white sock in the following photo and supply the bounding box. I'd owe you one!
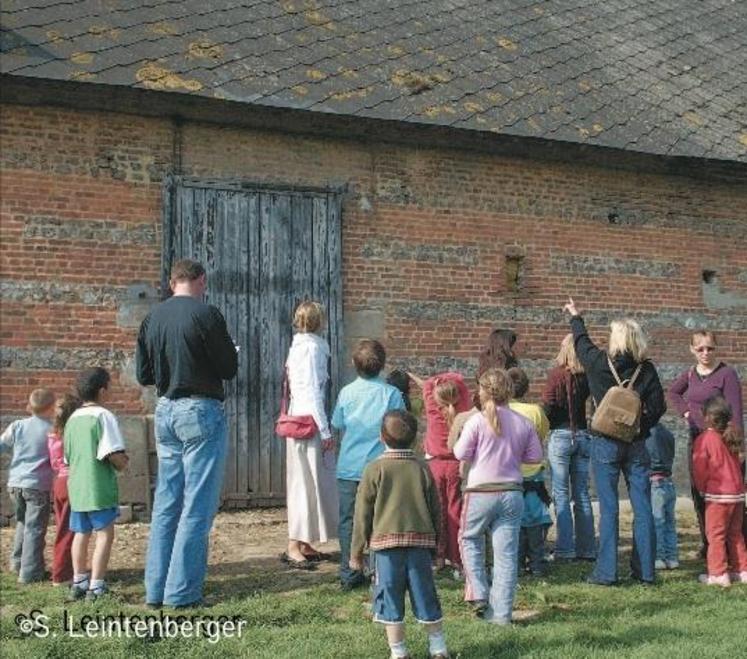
[73,573,90,590]
[428,630,448,656]
[90,578,105,592]
[389,640,409,658]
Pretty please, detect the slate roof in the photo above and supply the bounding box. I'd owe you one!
[2,0,746,162]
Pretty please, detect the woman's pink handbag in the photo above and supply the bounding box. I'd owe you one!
[275,370,318,440]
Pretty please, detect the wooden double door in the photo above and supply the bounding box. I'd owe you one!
[162,177,343,505]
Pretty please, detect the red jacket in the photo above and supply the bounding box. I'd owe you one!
[423,372,471,459]
[692,429,746,503]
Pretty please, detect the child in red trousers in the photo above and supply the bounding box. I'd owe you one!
[410,371,471,575]
[47,394,79,585]
[692,396,747,587]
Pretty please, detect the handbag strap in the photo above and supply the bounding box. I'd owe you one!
[280,368,290,415]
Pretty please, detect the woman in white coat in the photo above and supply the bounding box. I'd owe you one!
[282,301,339,568]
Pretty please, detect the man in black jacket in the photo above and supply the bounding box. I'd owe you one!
[564,297,665,587]
[136,259,238,608]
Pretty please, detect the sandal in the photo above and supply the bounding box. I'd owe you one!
[279,552,316,571]
[302,551,332,562]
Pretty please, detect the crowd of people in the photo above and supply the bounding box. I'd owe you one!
[2,259,746,659]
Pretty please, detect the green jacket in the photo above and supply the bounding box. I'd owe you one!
[351,450,441,556]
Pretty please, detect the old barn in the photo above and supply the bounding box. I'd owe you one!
[1,0,746,513]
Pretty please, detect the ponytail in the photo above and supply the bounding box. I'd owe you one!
[433,378,460,430]
[53,393,82,435]
[481,398,501,436]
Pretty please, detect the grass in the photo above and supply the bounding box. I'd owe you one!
[1,510,746,658]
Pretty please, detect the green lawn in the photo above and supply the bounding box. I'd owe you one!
[2,512,746,658]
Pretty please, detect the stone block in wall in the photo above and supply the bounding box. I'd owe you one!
[117,415,150,509]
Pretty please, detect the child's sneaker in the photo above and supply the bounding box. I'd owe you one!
[728,571,747,583]
[66,584,88,602]
[698,573,730,587]
[665,560,680,570]
[86,584,109,602]
[654,559,666,570]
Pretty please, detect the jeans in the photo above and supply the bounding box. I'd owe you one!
[460,490,523,624]
[591,436,655,584]
[548,429,596,559]
[519,525,545,574]
[9,487,50,583]
[651,477,678,563]
[145,397,227,606]
[338,478,369,585]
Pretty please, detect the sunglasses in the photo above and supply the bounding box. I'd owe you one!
[694,346,716,353]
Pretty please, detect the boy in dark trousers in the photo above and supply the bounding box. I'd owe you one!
[351,411,448,659]
[645,424,679,570]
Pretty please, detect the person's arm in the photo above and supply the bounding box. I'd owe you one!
[350,465,377,568]
[389,389,406,412]
[96,410,127,461]
[691,435,708,493]
[640,366,667,439]
[453,416,478,462]
[135,315,155,387]
[522,426,544,465]
[541,370,561,423]
[426,467,442,544]
[667,369,691,419]
[107,451,129,472]
[0,421,17,451]
[305,343,332,440]
[48,433,64,473]
[203,306,239,381]
[722,368,744,438]
[538,408,550,442]
[407,372,425,389]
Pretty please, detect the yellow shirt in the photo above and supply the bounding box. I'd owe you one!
[509,400,550,442]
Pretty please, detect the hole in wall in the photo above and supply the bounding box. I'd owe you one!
[607,210,619,224]
[505,254,525,293]
[702,269,717,284]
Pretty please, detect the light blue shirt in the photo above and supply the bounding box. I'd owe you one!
[332,376,405,481]
[1,415,54,491]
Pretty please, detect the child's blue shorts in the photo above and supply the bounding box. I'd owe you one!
[372,547,443,624]
[70,507,119,533]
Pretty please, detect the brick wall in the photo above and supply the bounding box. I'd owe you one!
[1,103,746,505]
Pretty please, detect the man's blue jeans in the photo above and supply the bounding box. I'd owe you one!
[651,477,678,562]
[145,397,227,606]
[460,490,523,624]
[548,429,596,559]
[590,436,655,584]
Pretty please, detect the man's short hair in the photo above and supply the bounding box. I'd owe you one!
[76,367,111,403]
[352,339,386,377]
[170,259,205,283]
[381,410,418,449]
[28,388,55,414]
[507,367,530,399]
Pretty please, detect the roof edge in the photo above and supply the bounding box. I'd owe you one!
[2,75,746,183]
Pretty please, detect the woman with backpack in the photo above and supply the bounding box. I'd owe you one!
[668,330,744,556]
[563,298,666,586]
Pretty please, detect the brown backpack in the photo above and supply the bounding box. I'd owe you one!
[590,357,643,443]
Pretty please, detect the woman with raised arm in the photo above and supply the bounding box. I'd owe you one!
[563,298,665,586]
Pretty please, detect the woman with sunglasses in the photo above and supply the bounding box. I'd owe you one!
[668,330,744,555]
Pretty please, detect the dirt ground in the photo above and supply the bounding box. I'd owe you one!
[1,501,705,590]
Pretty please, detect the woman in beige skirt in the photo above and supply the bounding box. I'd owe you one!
[281,301,339,569]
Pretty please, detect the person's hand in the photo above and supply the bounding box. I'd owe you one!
[349,555,363,571]
[563,297,580,317]
[684,411,690,420]
[321,437,335,452]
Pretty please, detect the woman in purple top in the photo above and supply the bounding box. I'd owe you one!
[668,329,744,553]
[454,368,542,625]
